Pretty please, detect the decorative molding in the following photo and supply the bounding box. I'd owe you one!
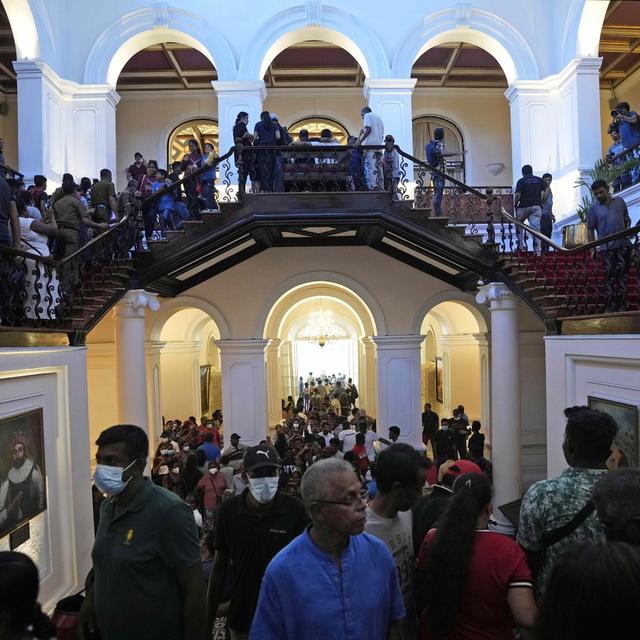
[215,339,270,356]
[476,282,518,310]
[363,78,417,99]
[152,2,169,29]
[305,1,322,26]
[212,80,268,100]
[455,3,472,27]
[372,334,425,351]
[113,289,160,319]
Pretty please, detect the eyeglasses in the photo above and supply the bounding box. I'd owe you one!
[313,488,368,507]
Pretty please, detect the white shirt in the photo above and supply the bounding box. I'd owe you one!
[363,430,379,461]
[339,428,357,452]
[363,112,384,146]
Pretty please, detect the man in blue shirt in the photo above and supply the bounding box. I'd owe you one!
[198,432,220,463]
[611,102,640,150]
[250,458,405,640]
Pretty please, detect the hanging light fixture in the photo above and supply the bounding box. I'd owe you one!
[297,307,347,348]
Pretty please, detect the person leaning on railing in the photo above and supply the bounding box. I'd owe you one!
[52,178,108,258]
[0,173,20,248]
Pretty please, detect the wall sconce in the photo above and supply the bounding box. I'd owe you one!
[486,162,505,176]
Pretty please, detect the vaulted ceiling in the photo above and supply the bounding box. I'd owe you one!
[599,0,640,90]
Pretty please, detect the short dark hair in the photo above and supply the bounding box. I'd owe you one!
[521,164,533,175]
[591,179,609,191]
[99,168,111,180]
[375,443,427,493]
[564,406,617,463]
[95,424,149,461]
[298,129,309,140]
[33,175,46,187]
[434,127,444,140]
[471,420,481,432]
[236,111,248,122]
[355,432,365,445]
[134,152,143,158]
[615,102,630,111]
[361,106,372,114]
[320,128,332,139]
[389,426,401,436]
[542,173,552,180]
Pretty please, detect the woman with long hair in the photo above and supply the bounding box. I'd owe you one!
[181,139,202,217]
[0,551,56,639]
[536,540,640,640]
[416,473,536,639]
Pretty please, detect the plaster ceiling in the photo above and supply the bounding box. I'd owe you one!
[599,0,640,90]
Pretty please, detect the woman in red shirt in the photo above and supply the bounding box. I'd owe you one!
[195,461,227,532]
[416,473,536,639]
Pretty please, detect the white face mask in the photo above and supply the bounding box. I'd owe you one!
[209,467,218,475]
[93,460,137,496]
[172,467,180,474]
[248,477,279,504]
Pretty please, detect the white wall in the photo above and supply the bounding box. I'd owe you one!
[0,347,93,612]
[545,335,640,479]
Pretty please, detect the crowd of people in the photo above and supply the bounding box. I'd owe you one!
[1,397,640,640]
[605,100,640,192]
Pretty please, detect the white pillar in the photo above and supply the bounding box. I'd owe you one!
[216,339,269,445]
[265,338,282,427]
[364,78,416,180]
[145,340,164,453]
[372,335,424,449]
[113,290,160,434]
[506,57,602,219]
[212,80,267,183]
[476,283,521,532]
[14,60,120,184]
[360,336,377,416]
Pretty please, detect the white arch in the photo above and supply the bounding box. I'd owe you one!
[260,271,388,338]
[2,0,40,58]
[83,7,236,86]
[412,290,489,336]
[238,4,390,80]
[393,8,539,83]
[149,295,230,341]
[565,0,609,61]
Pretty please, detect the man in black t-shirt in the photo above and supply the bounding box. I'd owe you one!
[421,403,439,457]
[206,444,308,638]
[233,111,254,193]
[514,164,548,253]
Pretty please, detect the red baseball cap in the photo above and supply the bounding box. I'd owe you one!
[438,459,483,483]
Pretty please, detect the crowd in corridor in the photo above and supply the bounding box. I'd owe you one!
[2,381,639,640]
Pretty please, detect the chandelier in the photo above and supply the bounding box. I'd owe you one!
[297,310,347,347]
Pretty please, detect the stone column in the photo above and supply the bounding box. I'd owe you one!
[212,80,267,185]
[364,78,417,180]
[372,335,425,449]
[216,339,269,445]
[265,338,282,427]
[113,290,160,434]
[360,337,377,416]
[14,60,120,184]
[145,340,165,452]
[506,57,602,218]
[476,282,521,533]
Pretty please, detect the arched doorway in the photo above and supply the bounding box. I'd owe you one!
[288,116,350,144]
[263,281,378,429]
[420,300,489,437]
[167,118,219,166]
[413,115,465,182]
[157,308,221,422]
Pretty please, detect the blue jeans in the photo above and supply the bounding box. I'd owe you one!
[159,207,173,231]
[432,174,445,216]
[0,222,10,246]
[201,179,218,210]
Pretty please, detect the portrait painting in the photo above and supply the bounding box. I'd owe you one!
[0,409,47,539]
[587,396,639,469]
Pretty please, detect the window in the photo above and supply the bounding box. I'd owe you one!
[412,116,465,182]
[167,119,219,167]
[288,117,350,144]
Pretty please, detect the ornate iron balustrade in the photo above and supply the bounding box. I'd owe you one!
[607,142,640,194]
[0,162,24,181]
[0,206,139,334]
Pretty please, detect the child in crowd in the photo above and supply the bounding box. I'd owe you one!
[351,432,370,475]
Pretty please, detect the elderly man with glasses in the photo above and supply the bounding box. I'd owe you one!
[249,458,405,640]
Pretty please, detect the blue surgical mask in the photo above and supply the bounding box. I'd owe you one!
[248,477,279,504]
[93,460,137,496]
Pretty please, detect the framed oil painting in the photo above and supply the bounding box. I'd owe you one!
[435,357,444,403]
[587,396,639,468]
[0,409,47,539]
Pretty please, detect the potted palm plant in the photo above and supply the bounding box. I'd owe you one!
[566,157,640,248]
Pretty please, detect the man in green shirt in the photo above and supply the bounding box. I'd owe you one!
[90,169,118,224]
[76,424,206,640]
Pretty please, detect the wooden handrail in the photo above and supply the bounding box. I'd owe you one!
[0,162,24,179]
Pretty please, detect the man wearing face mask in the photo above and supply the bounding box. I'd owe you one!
[77,424,205,640]
[207,444,308,639]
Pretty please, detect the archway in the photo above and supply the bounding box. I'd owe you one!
[113,40,218,187]
[263,280,378,428]
[156,308,222,425]
[288,116,350,144]
[420,300,489,439]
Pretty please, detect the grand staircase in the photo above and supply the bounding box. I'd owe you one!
[1,145,639,343]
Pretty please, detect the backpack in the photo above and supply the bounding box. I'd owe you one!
[425,139,442,167]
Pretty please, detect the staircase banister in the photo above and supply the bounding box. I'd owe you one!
[496,205,640,254]
[0,162,24,179]
[141,146,236,206]
[58,206,135,265]
[0,243,57,265]
[608,140,640,165]
[394,146,488,198]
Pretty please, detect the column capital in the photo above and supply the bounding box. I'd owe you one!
[145,340,166,356]
[113,289,160,319]
[372,334,425,350]
[363,77,417,99]
[212,80,267,100]
[476,282,518,310]
[215,338,270,355]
